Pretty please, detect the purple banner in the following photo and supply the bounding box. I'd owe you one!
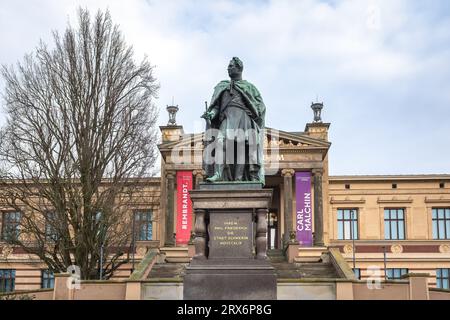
[296,172,312,246]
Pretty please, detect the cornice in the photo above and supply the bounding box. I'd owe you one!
[330,197,366,204]
[329,174,450,182]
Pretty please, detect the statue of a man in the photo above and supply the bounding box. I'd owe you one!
[202,57,266,185]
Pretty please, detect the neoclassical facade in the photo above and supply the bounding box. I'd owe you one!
[156,106,450,289]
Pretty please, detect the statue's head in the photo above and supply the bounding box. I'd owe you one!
[228,57,243,80]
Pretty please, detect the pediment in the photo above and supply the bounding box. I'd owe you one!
[158,127,331,152]
[264,128,331,149]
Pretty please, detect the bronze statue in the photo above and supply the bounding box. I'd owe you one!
[202,57,266,184]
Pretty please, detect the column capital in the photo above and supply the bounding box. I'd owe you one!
[192,169,205,177]
[281,169,295,177]
[165,171,176,179]
[312,168,324,176]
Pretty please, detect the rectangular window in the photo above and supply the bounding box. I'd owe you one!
[337,209,358,240]
[431,208,450,239]
[436,269,450,289]
[1,212,21,242]
[384,208,406,240]
[0,269,16,293]
[353,268,361,280]
[45,212,58,242]
[41,270,54,289]
[432,208,450,239]
[386,268,408,280]
[134,211,152,241]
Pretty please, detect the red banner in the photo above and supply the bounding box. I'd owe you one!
[176,171,193,245]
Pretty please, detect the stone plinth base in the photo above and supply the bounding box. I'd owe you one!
[184,260,276,300]
[183,182,276,300]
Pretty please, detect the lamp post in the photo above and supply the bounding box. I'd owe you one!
[97,211,106,280]
[131,213,136,273]
[99,243,104,280]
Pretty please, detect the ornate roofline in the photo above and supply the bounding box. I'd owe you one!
[158,127,331,150]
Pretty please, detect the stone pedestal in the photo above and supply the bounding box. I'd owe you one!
[183,182,277,300]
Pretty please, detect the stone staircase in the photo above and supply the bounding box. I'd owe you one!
[267,249,340,279]
[145,248,344,280]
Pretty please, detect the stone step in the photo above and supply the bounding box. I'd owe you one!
[294,247,328,263]
[267,249,284,256]
[270,262,339,279]
[269,257,287,263]
[148,261,338,279]
[160,246,190,263]
[267,250,286,263]
[273,263,332,269]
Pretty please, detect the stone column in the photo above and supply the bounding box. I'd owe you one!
[53,273,73,300]
[313,169,324,246]
[281,169,295,246]
[165,171,175,246]
[406,273,430,300]
[193,209,207,259]
[256,208,269,260]
[193,169,205,189]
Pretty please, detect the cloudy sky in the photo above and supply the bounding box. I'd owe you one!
[1,0,450,175]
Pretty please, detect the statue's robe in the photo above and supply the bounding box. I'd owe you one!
[203,79,266,185]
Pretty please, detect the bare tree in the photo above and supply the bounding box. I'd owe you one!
[0,8,159,279]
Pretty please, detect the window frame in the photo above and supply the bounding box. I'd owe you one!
[337,208,359,240]
[134,210,153,241]
[41,269,55,289]
[386,268,409,280]
[353,268,361,280]
[432,208,450,240]
[0,269,16,293]
[436,268,450,289]
[384,208,406,240]
[44,211,59,242]
[1,211,21,242]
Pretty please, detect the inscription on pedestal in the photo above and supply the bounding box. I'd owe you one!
[208,212,253,259]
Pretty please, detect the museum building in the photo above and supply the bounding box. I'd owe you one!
[1,103,450,297]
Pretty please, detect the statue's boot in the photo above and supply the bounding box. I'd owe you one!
[206,164,223,182]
